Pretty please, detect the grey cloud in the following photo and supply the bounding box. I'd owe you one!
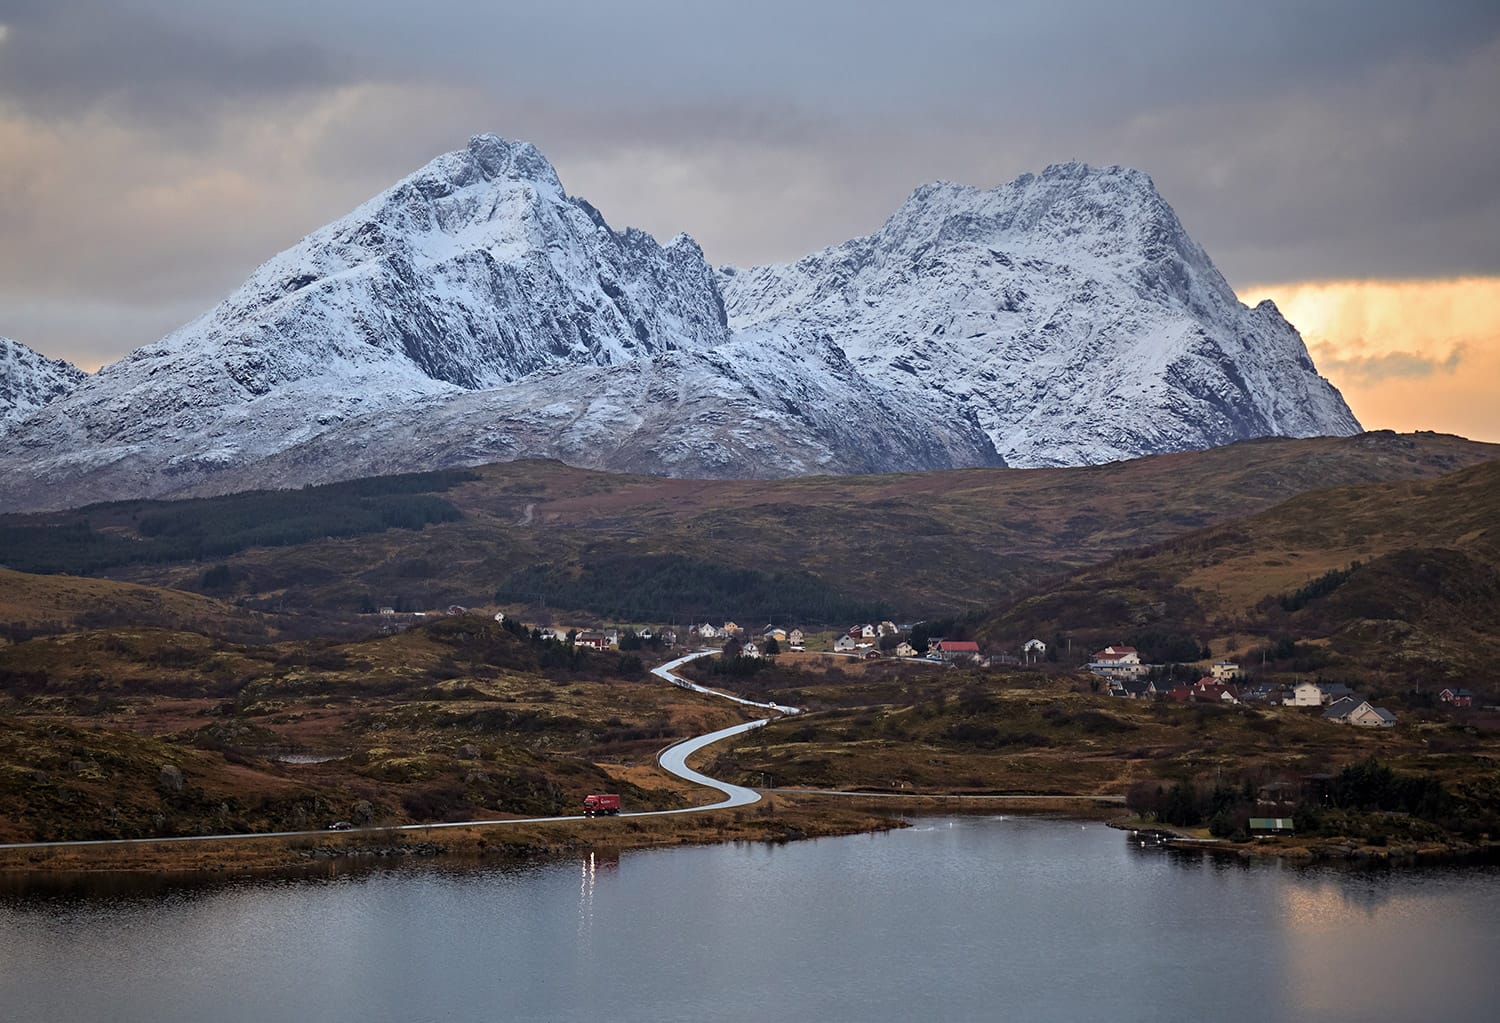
[2,0,1498,365]
[1311,343,1466,384]
[0,0,345,127]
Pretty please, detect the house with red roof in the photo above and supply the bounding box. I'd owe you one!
[1088,645,1148,680]
[935,639,982,663]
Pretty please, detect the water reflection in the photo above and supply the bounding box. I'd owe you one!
[2,818,1496,1023]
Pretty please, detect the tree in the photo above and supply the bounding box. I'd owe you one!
[721,636,743,660]
[910,623,931,654]
[764,637,781,655]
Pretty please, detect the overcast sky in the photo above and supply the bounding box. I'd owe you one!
[1,1,1497,437]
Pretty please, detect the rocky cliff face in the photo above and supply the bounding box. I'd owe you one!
[0,141,1358,513]
[0,337,87,435]
[718,162,1359,468]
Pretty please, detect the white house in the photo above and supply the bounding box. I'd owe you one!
[1089,646,1147,680]
[895,641,918,658]
[742,641,762,659]
[788,628,805,646]
[1290,682,1324,706]
[860,624,877,639]
[834,635,859,652]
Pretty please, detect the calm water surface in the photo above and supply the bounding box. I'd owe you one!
[3,816,1498,1022]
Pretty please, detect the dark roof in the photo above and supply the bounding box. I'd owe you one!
[1322,696,1367,720]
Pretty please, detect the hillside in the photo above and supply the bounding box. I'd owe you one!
[1,431,1492,625]
[0,567,280,644]
[979,456,1500,683]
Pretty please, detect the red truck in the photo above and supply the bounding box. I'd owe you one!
[582,793,621,816]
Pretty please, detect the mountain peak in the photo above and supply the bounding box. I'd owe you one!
[0,336,88,434]
[463,133,563,192]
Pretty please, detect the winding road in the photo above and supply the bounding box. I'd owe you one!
[0,650,1120,854]
[0,650,785,852]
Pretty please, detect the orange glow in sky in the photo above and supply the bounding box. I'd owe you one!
[1239,278,1500,444]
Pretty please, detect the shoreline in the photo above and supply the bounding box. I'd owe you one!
[0,798,902,875]
[1106,817,1500,866]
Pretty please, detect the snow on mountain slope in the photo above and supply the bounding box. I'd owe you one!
[0,135,737,506]
[226,335,1003,489]
[1,146,1357,513]
[0,337,87,435]
[0,135,999,512]
[718,162,1360,467]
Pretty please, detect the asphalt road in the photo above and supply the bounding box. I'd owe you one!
[0,649,792,852]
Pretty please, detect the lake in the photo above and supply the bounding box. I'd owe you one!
[3,816,1497,1022]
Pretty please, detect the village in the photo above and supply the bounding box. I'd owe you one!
[364,604,1491,732]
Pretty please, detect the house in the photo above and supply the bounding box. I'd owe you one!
[539,627,568,642]
[492,611,506,623]
[447,605,468,616]
[1291,681,1354,707]
[788,628,804,646]
[878,621,899,637]
[895,641,918,658]
[604,629,620,647]
[1191,678,1239,703]
[575,631,609,650]
[834,635,859,652]
[863,648,882,660]
[1349,704,1397,728]
[1145,678,1180,699]
[861,624,877,639]
[378,606,396,616]
[935,639,982,663]
[1290,682,1323,706]
[659,629,677,647]
[1210,660,1241,681]
[741,641,761,659]
[1238,682,1284,705]
[1088,646,1148,680]
[1248,817,1296,835]
[1440,687,1475,708]
[1023,638,1047,662]
[692,623,722,641]
[1113,679,1152,699]
[722,622,741,638]
[763,626,788,642]
[1321,696,1397,727]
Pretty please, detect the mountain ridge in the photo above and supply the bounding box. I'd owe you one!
[719,160,1358,467]
[1,137,1360,511]
[0,337,87,435]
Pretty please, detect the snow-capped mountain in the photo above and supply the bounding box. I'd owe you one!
[718,162,1359,468]
[0,140,1358,513]
[0,135,1001,512]
[0,337,87,434]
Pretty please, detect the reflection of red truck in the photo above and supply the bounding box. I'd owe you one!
[583,793,621,816]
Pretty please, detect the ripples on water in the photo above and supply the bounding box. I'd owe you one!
[2,816,1497,1023]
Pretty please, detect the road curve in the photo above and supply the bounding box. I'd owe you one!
[651,649,802,715]
[0,651,789,853]
[651,719,767,812]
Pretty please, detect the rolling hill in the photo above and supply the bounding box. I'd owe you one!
[2,431,1492,627]
[978,456,1500,683]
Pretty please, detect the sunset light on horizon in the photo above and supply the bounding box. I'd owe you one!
[1240,277,1500,444]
